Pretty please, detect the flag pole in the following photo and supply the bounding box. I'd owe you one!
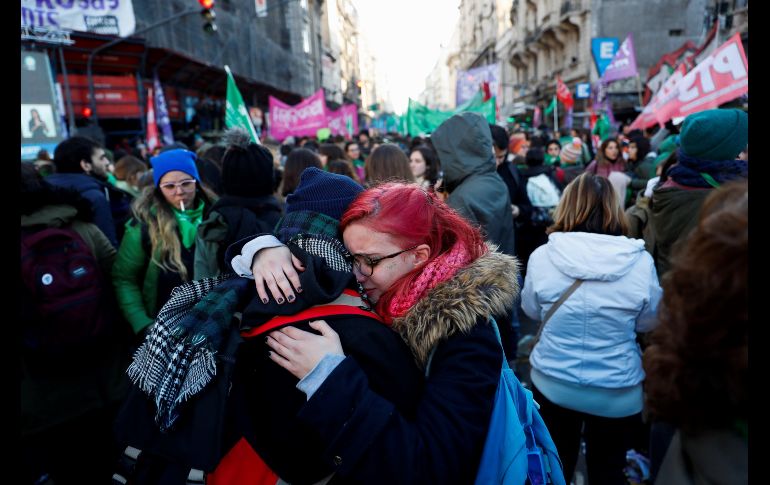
[635,73,644,109]
[554,95,558,132]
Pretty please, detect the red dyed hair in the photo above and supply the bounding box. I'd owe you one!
[340,182,488,318]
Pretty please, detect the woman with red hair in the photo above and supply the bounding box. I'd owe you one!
[242,182,521,483]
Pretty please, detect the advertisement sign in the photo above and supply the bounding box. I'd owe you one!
[630,34,748,130]
[456,63,500,107]
[591,38,619,77]
[268,89,327,140]
[21,0,136,37]
[21,50,64,160]
[327,104,359,138]
[575,83,591,99]
[58,74,141,118]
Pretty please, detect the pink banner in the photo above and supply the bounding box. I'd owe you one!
[327,104,359,138]
[268,89,327,140]
[630,34,747,130]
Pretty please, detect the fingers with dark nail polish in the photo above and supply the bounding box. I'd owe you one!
[277,297,284,304]
[296,286,303,293]
[262,298,268,304]
[287,295,295,302]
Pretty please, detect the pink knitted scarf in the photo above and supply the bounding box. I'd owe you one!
[386,241,473,320]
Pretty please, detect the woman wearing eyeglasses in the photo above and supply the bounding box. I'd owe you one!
[112,149,217,338]
[233,182,520,484]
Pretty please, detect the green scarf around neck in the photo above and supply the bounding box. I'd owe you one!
[171,199,205,248]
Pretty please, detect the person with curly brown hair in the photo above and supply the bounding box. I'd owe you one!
[643,180,748,484]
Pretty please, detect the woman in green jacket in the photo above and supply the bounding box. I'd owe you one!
[113,149,216,336]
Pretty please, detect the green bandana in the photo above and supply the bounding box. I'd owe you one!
[544,154,560,166]
[172,200,205,249]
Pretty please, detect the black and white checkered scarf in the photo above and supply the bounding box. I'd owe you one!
[126,274,251,432]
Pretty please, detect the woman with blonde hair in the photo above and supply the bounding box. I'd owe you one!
[521,172,661,484]
[113,149,217,337]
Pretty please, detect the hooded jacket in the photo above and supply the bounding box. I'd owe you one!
[522,232,661,389]
[46,172,132,247]
[649,184,711,277]
[431,113,515,255]
[194,194,283,279]
[295,250,520,484]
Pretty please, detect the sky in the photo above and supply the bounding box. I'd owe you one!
[355,0,460,115]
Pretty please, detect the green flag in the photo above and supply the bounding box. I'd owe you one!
[405,93,496,137]
[544,97,557,116]
[224,65,260,144]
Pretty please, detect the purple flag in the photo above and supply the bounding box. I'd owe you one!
[154,74,175,146]
[601,34,638,83]
[563,107,574,130]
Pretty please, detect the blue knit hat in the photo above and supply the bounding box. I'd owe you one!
[679,109,748,161]
[286,167,363,221]
[151,149,200,187]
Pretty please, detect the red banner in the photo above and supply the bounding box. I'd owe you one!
[146,87,159,151]
[556,76,574,109]
[57,74,141,118]
[630,34,747,130]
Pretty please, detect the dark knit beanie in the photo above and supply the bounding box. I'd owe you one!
[679,108,748,161]
[151,149,200,186]
[221,143,275,197]
[286,167,363,221]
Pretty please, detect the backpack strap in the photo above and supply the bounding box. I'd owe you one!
[112,446,142,484]
[534,279,583,346]
[240,289,383,339]
[112,445,208,485]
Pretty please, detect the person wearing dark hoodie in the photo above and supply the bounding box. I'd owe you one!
[21,163,132,485]
[115,168,423,484]
[194,128,283,279]
[430,112,515,256]
[648,108,748,277]
[46,136,133,247]
[517,146,562,274]
[626,135,657,206]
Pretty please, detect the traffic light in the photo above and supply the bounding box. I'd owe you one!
[82,107,92,118]
[199,0,217,33]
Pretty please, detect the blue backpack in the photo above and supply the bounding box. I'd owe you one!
[425,317,566,485]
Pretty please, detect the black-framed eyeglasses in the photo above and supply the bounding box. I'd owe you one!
[350,244,419,276]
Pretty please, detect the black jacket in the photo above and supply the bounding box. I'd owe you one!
[234,244,425,484]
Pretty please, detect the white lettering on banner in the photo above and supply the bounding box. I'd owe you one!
[681,78,748,112]
[678,42,746,103]
[20,0,134,36]
[600,42,614,59]
[272,98,324,126]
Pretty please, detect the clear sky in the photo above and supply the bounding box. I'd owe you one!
[355,0,460,115]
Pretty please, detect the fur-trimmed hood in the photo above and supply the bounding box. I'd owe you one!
[392,249,520,368]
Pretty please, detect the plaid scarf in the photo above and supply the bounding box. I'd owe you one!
[276,210,339,243]
[126,274,252,432]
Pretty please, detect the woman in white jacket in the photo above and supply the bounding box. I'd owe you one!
[521,172,662,485]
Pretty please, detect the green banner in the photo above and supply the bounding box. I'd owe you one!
[405,92,496,136]
[224,65,260,144]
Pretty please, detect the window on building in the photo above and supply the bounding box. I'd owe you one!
[669,29,684,36]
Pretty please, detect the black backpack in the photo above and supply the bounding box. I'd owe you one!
[20,227,111,353]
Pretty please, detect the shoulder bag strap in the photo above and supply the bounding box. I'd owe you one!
[534,279,583,344]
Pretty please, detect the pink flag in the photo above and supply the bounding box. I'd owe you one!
[146,87,159,151]
[327,104,359,138]
[630,34,748,130]
[268,89,327,141]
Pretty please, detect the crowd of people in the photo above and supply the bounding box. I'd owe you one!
[21,106,747,485]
